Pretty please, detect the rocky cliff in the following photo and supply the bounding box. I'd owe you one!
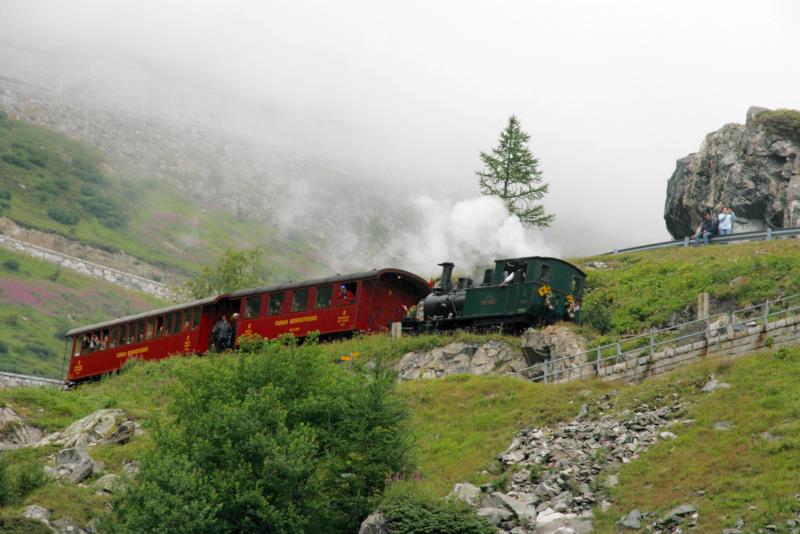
[664,107,800,238]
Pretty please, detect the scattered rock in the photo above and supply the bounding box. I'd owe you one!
[477,507,514,526]
[46,447,97,483]
[761,432,781,442]
[23,505,51,524]
[701,376,731,393]
[659,431,677,440]
[714,421,734,432]
[94,473,120,494]
[447,482,481,506]
[37,409,136,449]
[0,406,44,450]
[50,516,84,534]
[663,504,697,523]
[396,341,528,381]
[619,509,642,530]
[585,261,609,269]
[358,512,390,534]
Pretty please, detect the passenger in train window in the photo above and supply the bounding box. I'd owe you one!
[336,284,354,305]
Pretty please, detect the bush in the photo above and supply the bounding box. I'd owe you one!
[81,195,128,229]
[0,457,47,507]
[579,292,613,334]
[1,153,31,169]
[2,259,20,271]
[381,495,496,534]
[0,190,10,201]
[111,344,411,533]
[47,206,80,225]
[24,342,56,360]
[0,341,8,355]
[754,109,800,145]
[71,158,108,184]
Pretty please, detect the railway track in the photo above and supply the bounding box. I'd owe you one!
[0,371,64,389]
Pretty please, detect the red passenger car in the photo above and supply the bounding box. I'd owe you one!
[65,268,429,383]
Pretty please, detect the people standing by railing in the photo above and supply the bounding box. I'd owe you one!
[718,207,736,236]
[692,212,716,245]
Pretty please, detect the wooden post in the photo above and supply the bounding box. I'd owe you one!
[390,322,402,339]
[697,292,710,320]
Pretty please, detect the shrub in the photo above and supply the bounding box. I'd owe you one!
[0,341,8,355]
[580,292,613,334]
[71,158,108,184]
[2,259,20,271]
[0,190,10,201]
[24,342,56,360]
[754,109,800,145]
[0,153,31,169]
[81,195,128,229]
[47,206,80,225]
[111,344,411,533]
[381,495,496,534]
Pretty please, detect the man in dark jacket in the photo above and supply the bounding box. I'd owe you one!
[228,313,240,350]
[692,212,716,246]
[211,315,232,352]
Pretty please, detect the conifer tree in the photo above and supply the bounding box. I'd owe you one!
[476,115,554,228]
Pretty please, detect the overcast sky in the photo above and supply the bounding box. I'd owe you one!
[2,0,799,257]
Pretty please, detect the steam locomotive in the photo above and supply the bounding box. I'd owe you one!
[407,256,585,333]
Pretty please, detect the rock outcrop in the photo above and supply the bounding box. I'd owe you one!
[520,326,590,381]
[396,340,529,381]
[0,406,43,450]
[664,107,800,238]
[37,408,136,449]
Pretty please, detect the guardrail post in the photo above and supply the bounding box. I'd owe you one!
[705,318,711,345]
[767,227,773,240]
[595,347,601,375]
[764,300,770,325]
[684,236,690,247]
[649,331,655,355]
[543,360,548,384]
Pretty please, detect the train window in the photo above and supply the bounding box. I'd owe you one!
[119,324,128,346]
[267,293,284,315]
[182,309,192,331]
[171,312,181,334]
[335,283,356,305]
[314,286,332,309]
[145,319,155,340]
[571,276,582,293]
[165,314,173,336]
[72,337,81,357]
[154,316,164,338]
[192,308,201,329]
[109,326,118,349]
[101,329,109,350]
[292,289,309,313]
[136,320,145,342]
[539,264,550,281]
[245,296,261,319]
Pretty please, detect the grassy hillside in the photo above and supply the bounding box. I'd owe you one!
[575,240,800,337]
[0,110,324,279]
[1,338,798,533]
[0,247,166,378]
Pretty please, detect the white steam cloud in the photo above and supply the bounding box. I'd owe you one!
[377,195,561,278]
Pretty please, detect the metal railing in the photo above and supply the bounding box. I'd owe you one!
[606,227,800,255]
[519,292,800,384]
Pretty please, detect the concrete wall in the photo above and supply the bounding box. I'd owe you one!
[0,372,63,390]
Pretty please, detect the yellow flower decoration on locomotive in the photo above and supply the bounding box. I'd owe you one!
[538,285,552,297]
[566,295,575,305]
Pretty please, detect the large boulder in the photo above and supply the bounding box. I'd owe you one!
[37,408,135,448]
[664,106,800,238]
[358,512,390,534]
[45,447,97,483]
[396,341,527,381]
[520,326,589,381]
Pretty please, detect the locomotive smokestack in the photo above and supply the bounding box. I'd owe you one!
[438,262,454,289]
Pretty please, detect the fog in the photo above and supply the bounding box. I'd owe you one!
[1,0,799,269]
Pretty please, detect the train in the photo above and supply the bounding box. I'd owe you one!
[64,256,585,383]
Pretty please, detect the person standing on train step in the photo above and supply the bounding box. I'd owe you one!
[212,315,231,352]
[228,313,240,350]
[718,206,736,236]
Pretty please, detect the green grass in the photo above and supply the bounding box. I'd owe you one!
[753,109,800,145]
[0,111,324,278]
[575,240,800,336]
[0,247,165,378]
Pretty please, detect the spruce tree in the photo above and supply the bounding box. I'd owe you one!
[476,115,554,228]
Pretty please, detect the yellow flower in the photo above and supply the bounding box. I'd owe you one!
[538,285,552,297]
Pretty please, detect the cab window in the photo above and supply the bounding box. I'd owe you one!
[192,308,201,329]
[182,309,192,331]
[171,312,181,334]
[145,319,155,340]
[292,289,309,313]
[539,263,550,281]
[314,286,332,309]
[571,276,583,293]
[335,283,356,305]
[245,296,262,318]
[267,293,284,315]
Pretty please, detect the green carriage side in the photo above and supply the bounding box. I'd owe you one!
[461,256,585,326]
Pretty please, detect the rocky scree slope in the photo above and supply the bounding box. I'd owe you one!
[664,107,800,238]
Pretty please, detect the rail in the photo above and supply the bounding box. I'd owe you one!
[606,227,800,255]
[518,292,800,384]
[0,371,65,389]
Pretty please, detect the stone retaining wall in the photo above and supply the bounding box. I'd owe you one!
[0,372,63,390]
[590,315,800,384]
